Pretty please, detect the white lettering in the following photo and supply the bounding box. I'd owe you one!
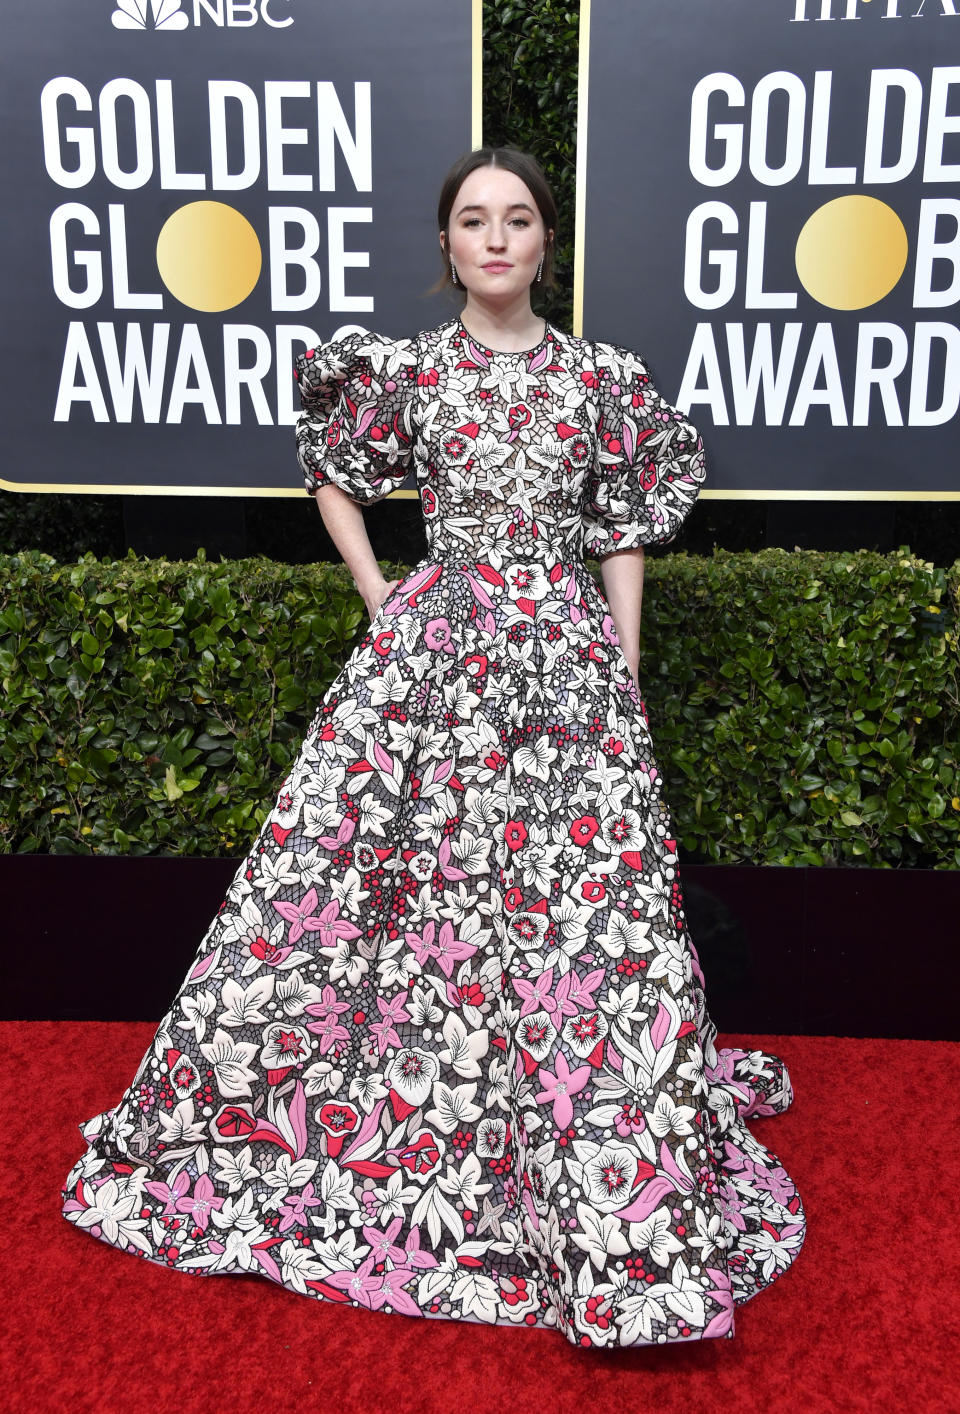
[49,204,102,309]
[749,72,806,186]
[166,325,222,424]
[317,82,372,192]
[852,323,908,424]
[41,78,95,189]
[688,74,745,187]
[98,323,170,422]
[908,322,960,424]
[227,0,258,26]
[789,323,848,425]
[683,202,738,309]
[264,81,312,192]
[913,198,960,306]
[208,81,261,191]
[676,323,730,423]
[809,72,858,182]
[261,0,294,25]
[863,70,924,182]
[727,323,803,425]
[923,67,960,181]
[276,325,322,424]
[98,79,153,191]
[327,208,373,312]
[268,207,322,312]
[156,80,206,191]
[54,322,109,422]
[108,205,163,310]
[744,202,798,308]
[223,325,274,424]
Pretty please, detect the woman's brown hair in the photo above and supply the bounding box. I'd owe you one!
[434,146,558,292]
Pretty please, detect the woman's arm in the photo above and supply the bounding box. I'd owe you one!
[313,483,399,621]
[598,546,645,689]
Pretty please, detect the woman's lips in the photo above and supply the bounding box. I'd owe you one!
[482,263,512,272]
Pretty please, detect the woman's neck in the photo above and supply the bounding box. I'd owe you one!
[458,293,546,352]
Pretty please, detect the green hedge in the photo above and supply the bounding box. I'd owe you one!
[2,548,957,866]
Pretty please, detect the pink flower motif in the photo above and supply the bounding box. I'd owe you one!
[272,888,363,947]
[534,1051,592,1128]
[278,1182,323,1233]
[324,1254,384,1309]
[363,1216,406,1266]
[370,991,411,1055]
[405,919,478,978]
[304,1013,350,1054]
[173,1174,224,1232]
[144,1170,190,1216]
[403,1223,439,1270]
[424,617,455,654]
[304,984,353,1053]
[513,967,556,1018]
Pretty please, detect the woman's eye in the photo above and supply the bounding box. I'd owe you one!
[510,218,530,227]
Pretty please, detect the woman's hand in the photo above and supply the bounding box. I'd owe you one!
[360,574,400,624]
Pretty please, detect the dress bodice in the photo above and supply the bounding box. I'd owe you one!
[294,318,706,565]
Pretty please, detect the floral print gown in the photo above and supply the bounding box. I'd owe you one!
[62,317,805,1348]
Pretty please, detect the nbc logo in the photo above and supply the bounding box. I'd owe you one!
[111,0,294,29]
[112,0,188,27]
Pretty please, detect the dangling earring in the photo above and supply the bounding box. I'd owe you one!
[536,254,544,284]
[450,260,459,286]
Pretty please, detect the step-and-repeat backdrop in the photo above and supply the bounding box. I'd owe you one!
[577,0,959,498]
[0,0,477,496]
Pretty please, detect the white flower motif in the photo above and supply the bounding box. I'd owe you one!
[386,1047,440,1106]
[199,1028,259,1099]
[628,1205,685,1267]
[72,1177,150,1251]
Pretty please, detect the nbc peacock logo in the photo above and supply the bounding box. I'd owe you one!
[110,1,295,30]
[112,1,189,29]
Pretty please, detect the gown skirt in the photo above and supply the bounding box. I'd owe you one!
[61,318,805,1348]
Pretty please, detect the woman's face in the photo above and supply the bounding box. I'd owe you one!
[442,164,550,302]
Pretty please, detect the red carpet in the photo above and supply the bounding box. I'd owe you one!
[5,1023,958,1413]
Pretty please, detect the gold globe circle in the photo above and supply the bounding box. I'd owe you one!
[156,201,261,312]
[795,195,908,311]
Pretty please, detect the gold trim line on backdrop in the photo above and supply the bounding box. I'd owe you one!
[1,477,955,502]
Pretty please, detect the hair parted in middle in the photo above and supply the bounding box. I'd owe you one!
[435,146,558,293]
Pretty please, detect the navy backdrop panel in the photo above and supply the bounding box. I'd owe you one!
[580,0,960,496]
[0,0,473,495]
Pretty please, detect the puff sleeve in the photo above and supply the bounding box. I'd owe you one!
[582,339,706,556]
[294,330,419,502]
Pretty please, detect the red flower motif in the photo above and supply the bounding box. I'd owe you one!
[504,820,528,851]
[214,1105,257,1139]
[391,1131,442,1176]
[570,816,599,847]
[317,1102,359,1137]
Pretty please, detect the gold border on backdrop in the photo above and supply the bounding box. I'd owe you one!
[3,0,484,501]
[570,0,957,503]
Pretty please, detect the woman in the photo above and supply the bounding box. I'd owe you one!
[62,147,805,1349]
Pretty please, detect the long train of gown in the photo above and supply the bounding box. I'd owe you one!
[62,318,805,1348]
